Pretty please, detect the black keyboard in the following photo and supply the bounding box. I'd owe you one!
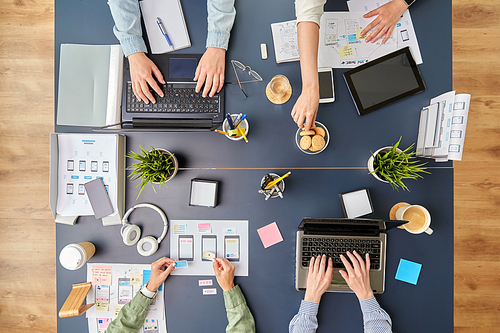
[125,82,220,113]
[301,237,381,270]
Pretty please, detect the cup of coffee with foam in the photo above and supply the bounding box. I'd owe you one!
[395,205,433,235]
[59,242,96,270]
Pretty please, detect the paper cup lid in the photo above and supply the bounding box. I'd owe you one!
[59,245,85,270]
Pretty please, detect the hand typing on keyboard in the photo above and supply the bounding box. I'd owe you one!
[194,47,226,98]
[127,52,165,104]
[339,251,374,301]
[304,255,334,303]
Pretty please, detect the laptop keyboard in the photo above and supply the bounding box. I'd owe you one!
[301,237,381,270]
[125,82,220,113]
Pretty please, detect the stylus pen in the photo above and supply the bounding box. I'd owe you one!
[156,17,172,47]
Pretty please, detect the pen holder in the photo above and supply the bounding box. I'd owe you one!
[222,115,249,141]
[259,173,285,200]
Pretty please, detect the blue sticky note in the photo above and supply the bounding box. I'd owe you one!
[175,260,188,268]
[395,259,422,285]
[143,270,162,291]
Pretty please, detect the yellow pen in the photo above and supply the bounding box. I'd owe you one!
[215,129,229,135]
[265,171,291,189]
[237,126,248,143]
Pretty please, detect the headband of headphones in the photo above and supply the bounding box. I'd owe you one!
[121,203,168,244]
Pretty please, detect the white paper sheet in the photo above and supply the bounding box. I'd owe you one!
[169,220,249,276]
[271,20,300,63]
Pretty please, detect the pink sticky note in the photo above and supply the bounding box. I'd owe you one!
[92,265,112,285]
[257,222,284,248]
[198,223,211,229]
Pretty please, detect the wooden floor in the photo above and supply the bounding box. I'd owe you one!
[0,0,498,331]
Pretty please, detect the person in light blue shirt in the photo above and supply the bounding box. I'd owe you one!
[108,0,235,103]
[289,251,392,333]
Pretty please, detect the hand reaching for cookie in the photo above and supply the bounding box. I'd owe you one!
[298,125,327,153]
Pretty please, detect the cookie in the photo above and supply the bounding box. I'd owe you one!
[300,135,312,150]
[300,130,316,136]
[313,126,325,137]
[311,135,325,151]
[309,145,319,152]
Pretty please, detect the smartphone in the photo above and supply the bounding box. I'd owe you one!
[91,161,98,172]
[79,160,86,171]
[202,235,217,261]
[66,183,74,195]
[84,178,114,219]
[67,160,74,171]
[118,278,133,304]
[224,235,240,262]
[102,161,109,172]
[178,235,194,261]
[318,67,335,103]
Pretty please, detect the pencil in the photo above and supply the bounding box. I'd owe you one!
[215,129,229,135]
[237,126,248,143]
[265,171,291,189]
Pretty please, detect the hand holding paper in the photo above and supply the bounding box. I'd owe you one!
[213,258,235,292]
[147,257,176,292]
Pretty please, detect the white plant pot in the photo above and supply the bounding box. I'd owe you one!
[152,148,178,184]
[367,146,403,183]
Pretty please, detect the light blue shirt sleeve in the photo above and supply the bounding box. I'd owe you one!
[359,297,393,333]
[289,300,319,333]
[108,0,147,57]
[289,298,392,333]
[108,0,236,57]
[206,0,236,50]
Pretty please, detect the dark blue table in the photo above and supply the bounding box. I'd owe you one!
[55,0,453,332]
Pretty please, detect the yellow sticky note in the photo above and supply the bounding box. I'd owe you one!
[130,274,143,285]
[114,306,123,317]
[339,45,353,58]
[356,28,366,40]
[96,300,109,312]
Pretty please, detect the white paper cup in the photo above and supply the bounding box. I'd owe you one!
[396,205,433,235]
[59,242,95,270]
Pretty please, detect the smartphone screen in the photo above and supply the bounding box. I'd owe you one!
[178,235,194,261]
[202,235,217,261]
[319,70,334,100]
[67,160,74,171]
[224,235,240,261]
[118,278,133,304]
[91,161,98,172]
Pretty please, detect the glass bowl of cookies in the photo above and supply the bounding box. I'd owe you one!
[295,121,330,155]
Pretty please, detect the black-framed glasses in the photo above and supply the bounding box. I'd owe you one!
[229,60,263,97]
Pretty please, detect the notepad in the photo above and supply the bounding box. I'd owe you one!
[395,258,422,285]
[257,222,283,248]
[140,0,191,54]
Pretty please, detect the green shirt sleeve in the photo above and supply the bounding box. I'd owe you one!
[223,285,256,333]
[107,291,154,333]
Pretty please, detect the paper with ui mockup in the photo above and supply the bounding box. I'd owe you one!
[257,222,284,248]
[140,0,191,54]
[395,258,422,285]
[271,20,300,63]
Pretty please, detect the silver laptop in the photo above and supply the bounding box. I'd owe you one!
[295,218,404,294]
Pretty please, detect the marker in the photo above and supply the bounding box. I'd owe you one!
[156,17,172,48]
[226,114,235,129]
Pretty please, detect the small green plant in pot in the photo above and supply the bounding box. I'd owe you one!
[126,146,178,198]
[367,137,429,191]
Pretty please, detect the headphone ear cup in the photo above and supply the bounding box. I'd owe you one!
[137,236,159,257]
[122,224,141,246]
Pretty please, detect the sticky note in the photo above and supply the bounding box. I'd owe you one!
[144,319,158,331]
[175,260,188,268]
[203,288,217,295]
[143,270,162,291]
[339,45,353,58]
[92,266,112,285]
[198,223,211,233]
[130,274,143,285]
[174,224,186,235]
[203,251,215,260]
[98,318,112,330]
[199,279,213,286]
[114,306,123,317]
[95,300,109,312]
[395,258,422,285]
[257,222,284,248]
[356,28,366,40]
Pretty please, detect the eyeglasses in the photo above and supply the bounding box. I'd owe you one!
[230,60,263,97]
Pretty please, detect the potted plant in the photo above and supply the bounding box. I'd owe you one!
[126,146,178,198]
[367,137,429,191]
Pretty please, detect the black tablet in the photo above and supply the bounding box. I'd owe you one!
[343,47,425,116]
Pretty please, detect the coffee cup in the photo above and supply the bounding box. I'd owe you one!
[59,242,96,270]
[395,205,433,235]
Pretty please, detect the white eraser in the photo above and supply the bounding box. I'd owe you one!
[260,43,268,60]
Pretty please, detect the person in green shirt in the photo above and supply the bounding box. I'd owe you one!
[107,257,255,333]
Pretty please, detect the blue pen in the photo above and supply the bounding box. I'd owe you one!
[226,114,234,129]
[233,113,242,125]
[234,114,247,127]
[156,17,172,48]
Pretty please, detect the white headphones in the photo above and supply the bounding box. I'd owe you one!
[121,203,168,256]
